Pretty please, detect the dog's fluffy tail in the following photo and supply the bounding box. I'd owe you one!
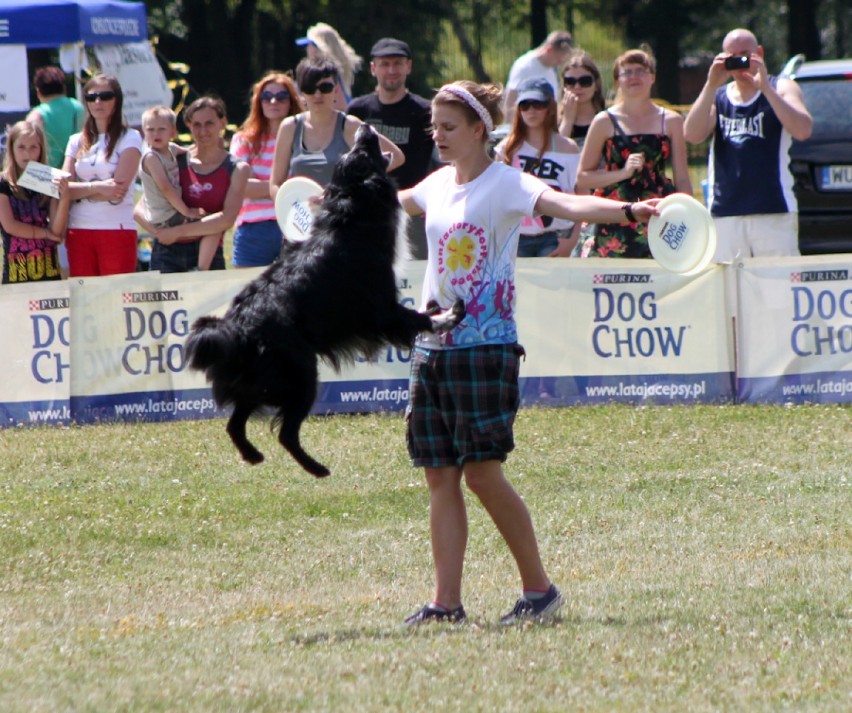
[185,316,241,384]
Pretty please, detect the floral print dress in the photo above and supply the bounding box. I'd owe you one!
[584,108,675,258]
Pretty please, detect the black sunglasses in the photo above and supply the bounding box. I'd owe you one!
[303,81,336,95]
[518,99,548,111]
[85,90,116,103]
[261,89,290,102]
[563,75,595,88]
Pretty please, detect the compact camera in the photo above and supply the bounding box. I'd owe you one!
[724,55,750,70]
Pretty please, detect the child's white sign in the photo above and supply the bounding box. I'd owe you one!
[17,162,71,199]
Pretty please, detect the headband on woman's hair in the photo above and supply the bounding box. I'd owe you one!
[439,85,494,133]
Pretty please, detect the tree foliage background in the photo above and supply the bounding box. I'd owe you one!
[144,0,850,123]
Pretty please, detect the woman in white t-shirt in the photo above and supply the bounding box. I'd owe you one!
[495,77,581,257]
[398,80,661,627]
[62,75,142,276]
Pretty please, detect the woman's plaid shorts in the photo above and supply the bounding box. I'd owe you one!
[406,343,525,468]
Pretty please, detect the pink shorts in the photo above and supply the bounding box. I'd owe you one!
[66,228,138,277]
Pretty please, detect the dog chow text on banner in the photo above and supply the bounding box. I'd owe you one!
[736,256,852,403]
[514,258,735,404]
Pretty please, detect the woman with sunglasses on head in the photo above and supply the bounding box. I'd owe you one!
[62,75,142,277]
[558,51,606,147]
[229,72,301,268]
[269,55,404,200]
[575,47,691,258]
[494,77,580,258]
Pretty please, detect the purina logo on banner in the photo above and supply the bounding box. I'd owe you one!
[737,257,852,404]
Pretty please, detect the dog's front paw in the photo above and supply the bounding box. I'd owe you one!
[430,299,465,333]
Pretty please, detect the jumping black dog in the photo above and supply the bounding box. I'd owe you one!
[185,124,463,476]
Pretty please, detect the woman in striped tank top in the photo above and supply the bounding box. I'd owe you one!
[230,72,301,267]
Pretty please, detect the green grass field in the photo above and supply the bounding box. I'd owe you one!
[1,404,849,711]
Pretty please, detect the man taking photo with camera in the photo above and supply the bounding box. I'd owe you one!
[684,28,812,262]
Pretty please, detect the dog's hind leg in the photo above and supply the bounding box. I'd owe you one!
[276,371,330,478]
[227,404,264,464]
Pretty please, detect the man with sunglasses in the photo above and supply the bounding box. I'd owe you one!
[503,31,573,125]
[348,38,434,258]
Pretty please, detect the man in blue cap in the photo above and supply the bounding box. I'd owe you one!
[349,38,435,259]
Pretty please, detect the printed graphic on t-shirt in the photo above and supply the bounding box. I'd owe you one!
[517,154,566,182]
[4,236,61,283]
[515,153,566,230]
[0,184,61,283]
[437,220,487,285]
[187,181,215,200]
[367,122,411,145]
[719,112,766,144]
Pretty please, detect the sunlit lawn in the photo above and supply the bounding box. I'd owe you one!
[1,404,849,711]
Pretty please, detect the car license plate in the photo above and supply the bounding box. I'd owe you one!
[820,165,852,190]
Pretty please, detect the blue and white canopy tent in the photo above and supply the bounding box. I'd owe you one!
[0,0,147,49]
[0,0,169,125]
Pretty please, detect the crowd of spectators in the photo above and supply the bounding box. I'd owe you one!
[1,23,812,285]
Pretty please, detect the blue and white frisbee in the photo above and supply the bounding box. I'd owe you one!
[647,193,716,275]
[274,177,323,242]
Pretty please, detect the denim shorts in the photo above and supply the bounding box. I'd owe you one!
[518,231,559,258]
[150,240,226,273]
[231,219,283,267]
[406,343,525,468]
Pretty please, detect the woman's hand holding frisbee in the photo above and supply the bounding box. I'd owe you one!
[647,193,716,275]
[629,198,662,223]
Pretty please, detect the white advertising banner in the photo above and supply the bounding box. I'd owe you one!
[69,270,259,423]
[736,256,852,403]
[0,45,30,112]
[4,255,849,428]
[514,258,735,404]
[93,42,172,126]
[0,281,71,425]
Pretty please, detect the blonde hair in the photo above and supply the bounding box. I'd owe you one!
[141,105,177,128]
[2,121,49,203]
[305,23,362,95]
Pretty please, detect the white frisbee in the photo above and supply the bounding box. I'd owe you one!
[274,176,323,243]
[647,193,717,275]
